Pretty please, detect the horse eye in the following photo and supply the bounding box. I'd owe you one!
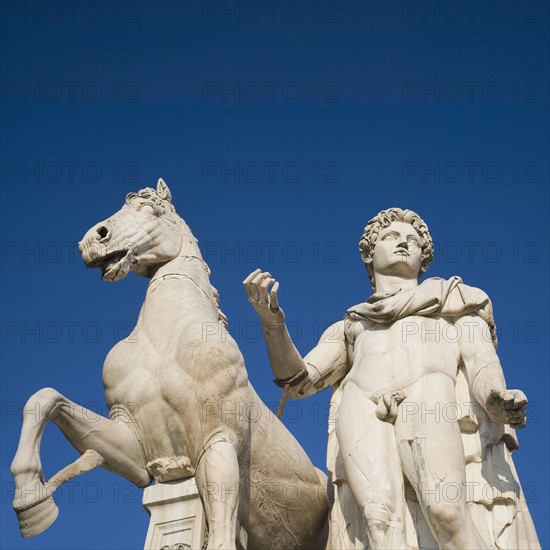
[138,204,156,215]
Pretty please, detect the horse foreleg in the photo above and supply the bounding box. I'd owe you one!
[196,438,240,550]
[11,387,151,537]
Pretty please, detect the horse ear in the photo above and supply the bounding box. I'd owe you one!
[156,178,172,203]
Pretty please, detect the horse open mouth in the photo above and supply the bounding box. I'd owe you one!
[89,250,130,281]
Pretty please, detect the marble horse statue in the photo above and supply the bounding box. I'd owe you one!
[11,179,328,549]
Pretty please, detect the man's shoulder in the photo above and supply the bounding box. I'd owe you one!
[441,277,491,311]
[316,319,347,344]
[342,310,379,347]
[436,278,497,345]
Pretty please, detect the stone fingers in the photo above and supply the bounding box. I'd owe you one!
[242,268,261,286]
[505,390,527,428]
[259,277,275,305]
[242,268,261,302]
[270,281,280,312]
[490,389,528,428]
[243,269,277,306]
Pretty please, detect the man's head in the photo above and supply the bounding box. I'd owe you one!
[359,208,434,291]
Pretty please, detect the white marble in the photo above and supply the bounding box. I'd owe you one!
[244,207,540,550]
[11,180,328,549]
[143,479,207,550]
[142,478,247,550]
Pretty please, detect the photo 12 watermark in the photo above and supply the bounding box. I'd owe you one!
[401,1,542,24]
[200,241,340,264]
[1,161,140,185]
[401,161,540,185]
[1,1,140,24]
[1,320,139,344]
[201,161,340,184]
[201,81,339,104]
[201,1,340,24]
[401,81,540,104]
[1,81,140,104]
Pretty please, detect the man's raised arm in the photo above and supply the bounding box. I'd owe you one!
[243,269,349,399]
[456,312,528,428]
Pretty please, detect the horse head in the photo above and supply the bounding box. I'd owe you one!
[79,178,188,282]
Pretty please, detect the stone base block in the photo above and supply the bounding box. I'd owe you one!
[143,478,206,550]
[142,478,247,550]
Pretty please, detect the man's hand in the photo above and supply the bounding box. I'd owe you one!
[243,269,285,324]
[486,389,528,429]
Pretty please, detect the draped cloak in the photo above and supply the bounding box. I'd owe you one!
[326,277,540,549]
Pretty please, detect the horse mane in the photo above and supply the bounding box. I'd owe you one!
[127,187,228,328]
[177,217,229,329]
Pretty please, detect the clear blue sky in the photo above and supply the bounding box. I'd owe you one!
[1,1,548,548]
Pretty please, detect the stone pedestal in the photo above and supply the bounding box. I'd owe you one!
[143,478,206,550]
[142,478,248,550]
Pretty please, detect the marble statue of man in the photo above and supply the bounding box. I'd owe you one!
[243,208,540,550]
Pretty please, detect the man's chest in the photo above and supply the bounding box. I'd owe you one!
[346,315,462,361]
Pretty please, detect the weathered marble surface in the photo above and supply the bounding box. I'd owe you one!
[142,478,249,550]
[143,479,207,550]
[11,180,328,549]
[245,208,540,549]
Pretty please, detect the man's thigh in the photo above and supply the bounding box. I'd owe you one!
[395,375,467,499]
[337,382,403,510]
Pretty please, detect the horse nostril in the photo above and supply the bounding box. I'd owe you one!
[96,226,109,240]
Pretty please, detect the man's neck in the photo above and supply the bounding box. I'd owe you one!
[373,274,418,296]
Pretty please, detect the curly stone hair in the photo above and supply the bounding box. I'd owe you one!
[359,208,434,292]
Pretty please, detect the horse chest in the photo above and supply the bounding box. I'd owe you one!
[102,337,193,407]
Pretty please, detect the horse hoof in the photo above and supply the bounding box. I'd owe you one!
[15,497,59,538]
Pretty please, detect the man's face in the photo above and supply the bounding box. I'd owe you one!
[371,221,423,279]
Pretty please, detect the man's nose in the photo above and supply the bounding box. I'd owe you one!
[396,240,408,250]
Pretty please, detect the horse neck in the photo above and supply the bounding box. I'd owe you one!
[146,217,219,319]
